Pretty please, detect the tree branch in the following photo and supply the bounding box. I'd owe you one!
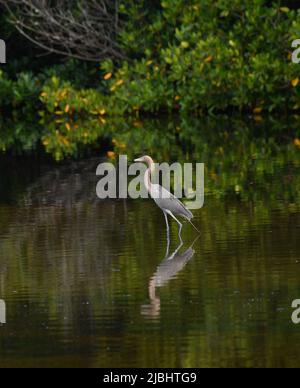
[0,0,125,62]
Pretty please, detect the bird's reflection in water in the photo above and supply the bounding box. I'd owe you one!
[0,299,6,324]
[141,237,199,319]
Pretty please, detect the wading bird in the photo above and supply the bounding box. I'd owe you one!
[134,156,200,239]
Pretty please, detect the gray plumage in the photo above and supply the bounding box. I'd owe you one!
[153,187,193,221]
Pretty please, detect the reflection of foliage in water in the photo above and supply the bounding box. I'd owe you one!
[1,115,299,200]
[0,196,300,367]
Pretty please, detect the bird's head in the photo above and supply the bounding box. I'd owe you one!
[134,155,154,166]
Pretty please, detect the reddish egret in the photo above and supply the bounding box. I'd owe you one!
[134,156,200,238]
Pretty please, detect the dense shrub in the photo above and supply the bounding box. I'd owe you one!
[36,0,300,116]
[107,0,300,114]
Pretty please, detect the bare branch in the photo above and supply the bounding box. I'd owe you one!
[0,0,125,62]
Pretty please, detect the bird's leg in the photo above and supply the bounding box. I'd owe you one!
[165,236,170,258]
[168,212,183,243]
[164,212,170,257]
[164,211,170,233]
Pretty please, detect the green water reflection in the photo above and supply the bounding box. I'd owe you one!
[0,116,300,367]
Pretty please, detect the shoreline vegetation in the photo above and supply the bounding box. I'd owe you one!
[0,1,300,179]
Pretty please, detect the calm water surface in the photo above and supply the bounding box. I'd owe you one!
[0,147,300,367]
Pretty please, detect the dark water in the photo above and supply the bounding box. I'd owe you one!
[1,124,300,367]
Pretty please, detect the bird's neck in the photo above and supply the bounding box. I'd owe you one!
[144,169,151,192]
[144,163,155,192]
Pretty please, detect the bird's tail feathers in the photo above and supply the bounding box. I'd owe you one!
[183,208,193,220]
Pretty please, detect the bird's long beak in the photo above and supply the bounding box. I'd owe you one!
[134,157,143,162]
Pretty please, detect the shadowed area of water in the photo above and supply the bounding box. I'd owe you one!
[0,118,300,367]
